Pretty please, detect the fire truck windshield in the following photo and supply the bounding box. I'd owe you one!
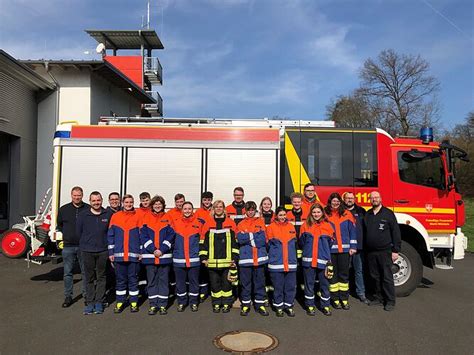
[398,150,446,190]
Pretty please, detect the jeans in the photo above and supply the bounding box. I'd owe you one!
[62,246,85,299]
[351,251,366,297]
[82,250,108,305]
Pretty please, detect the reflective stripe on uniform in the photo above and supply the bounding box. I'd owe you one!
[108,245,114,249]
[163,240,172,248]
[129,290,139,296]
[116,290,127,295]
[143,240,153,248]
[249,233,256,248]
[239,256,268,265]
[209,228,231,234]
[173,257,200,263]
[114,252,140,258]
[331,244,350,249]
[339,282,349,291]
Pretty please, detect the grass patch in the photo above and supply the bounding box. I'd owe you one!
[464,197,474,252]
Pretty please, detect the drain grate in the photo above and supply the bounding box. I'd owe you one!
[214,330,279,353]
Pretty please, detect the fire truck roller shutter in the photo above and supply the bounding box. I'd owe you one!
[206,149,278,206]
[126,148,202,208]
[59,147,122,206]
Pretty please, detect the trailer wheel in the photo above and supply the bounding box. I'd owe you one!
[1,229,30,258]
[393,241,423,297]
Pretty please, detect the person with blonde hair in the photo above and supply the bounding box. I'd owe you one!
[200,200,239,313]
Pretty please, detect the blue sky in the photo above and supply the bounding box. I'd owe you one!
[1,0,472,129]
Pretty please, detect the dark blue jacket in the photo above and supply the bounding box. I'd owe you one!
[347,204,366,250]
[77,208,113,252]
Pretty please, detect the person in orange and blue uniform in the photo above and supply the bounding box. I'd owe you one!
[259,196,274,307]
[140,195,175,316]
[107,194,141,313]
[166,193,186,222]
[259,196,274,227]
[199,200,239,314]
[266,206,298,317]
[300,202,334,316]
[237,201,269,316]
[195,191,214,302]
[324,192,357,310]
[225,186,246,225]
[172,201,204,312]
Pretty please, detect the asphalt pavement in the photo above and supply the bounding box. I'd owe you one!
[1,254,473,354]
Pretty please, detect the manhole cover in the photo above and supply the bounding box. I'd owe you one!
[214,330,279,353]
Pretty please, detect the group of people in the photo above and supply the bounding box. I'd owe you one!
[57,183,401,317]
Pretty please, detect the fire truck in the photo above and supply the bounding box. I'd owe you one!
[1,117,468,296]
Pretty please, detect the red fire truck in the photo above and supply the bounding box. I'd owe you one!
[1,117,468,296]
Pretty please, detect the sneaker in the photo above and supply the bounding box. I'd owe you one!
[342,301,350,310]
[190,304,199,312]
[213,305,221,313]
[369,299,384,307]
[159,306,168,315]
[240,306,250,316]
[285,308,295,317]
[83,304,94,315]
[275,309,284,317]
[148,306,158,315]
[200,294,208,303]
[130,302,139,313]
[332,300,342,309]
[177,304,186,312]
[113,302,125,314]
[62,297,73,308]
[306,306,316,316]
[94,303,104,314]
[322,307,332,316]
[384,304,395,312]
[222,305,231,313]
[358,295,369,305]
[257,306,269,316]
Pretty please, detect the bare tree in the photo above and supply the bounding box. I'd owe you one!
[359,49,440,135]
[444,111,474,196]
[326,90,375,129]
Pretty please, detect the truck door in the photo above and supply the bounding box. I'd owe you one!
[392,146,456,234]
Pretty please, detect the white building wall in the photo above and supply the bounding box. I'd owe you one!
[90,73,141,123]
[35,92,58,207]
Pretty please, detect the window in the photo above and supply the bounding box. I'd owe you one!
[300,132,353,186]
[398,150,445,189]
[354,134,378,187]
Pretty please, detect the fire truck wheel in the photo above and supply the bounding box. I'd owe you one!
[393,241,423,297]
[0,229,30,258]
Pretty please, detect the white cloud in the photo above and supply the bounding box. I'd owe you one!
[307,28,360,73]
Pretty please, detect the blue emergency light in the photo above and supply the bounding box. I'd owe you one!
[420,127,433,144]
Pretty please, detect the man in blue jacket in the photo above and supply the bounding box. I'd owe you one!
[76,191,113,315]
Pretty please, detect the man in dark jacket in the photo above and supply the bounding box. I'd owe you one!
[343,191,368,304]
[77,191,113,315]
[57,186,89,308]
[364,191,401,311]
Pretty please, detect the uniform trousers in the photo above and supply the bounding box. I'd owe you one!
[145,264,170,307]
[270,271,296,310]
[115,261,140,303]
[240,265,266,307]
